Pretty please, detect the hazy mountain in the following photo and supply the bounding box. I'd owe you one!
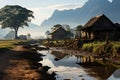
[40,0,120,29]
[0,28,11,39]
[18,23,46,38]
[0,23,44,39]
[4,31,15,39]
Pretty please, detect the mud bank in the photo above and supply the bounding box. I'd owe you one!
[0,45,55,80]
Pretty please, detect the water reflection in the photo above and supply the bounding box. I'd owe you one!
[51,51,67,61]
[51,51,95,64]
[38,50,97,80]
[75,55,95,63]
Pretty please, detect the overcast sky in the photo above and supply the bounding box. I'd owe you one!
[0,0,90,25]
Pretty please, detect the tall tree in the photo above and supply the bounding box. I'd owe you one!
[76,25,82,37]
[63,24,71,31]
[45,30,50,39]
[27,33,31,39]
[53,24,62,28]
[0,5,34,39]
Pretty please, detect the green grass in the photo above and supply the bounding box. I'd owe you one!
[0,40,26,49]
[43,40,65,46]
[82,41,120,55]
[44,40,120,56]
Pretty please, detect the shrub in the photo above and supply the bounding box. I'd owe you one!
[82,43,93,52]
[112,43,120,55]
[82,41,120,56]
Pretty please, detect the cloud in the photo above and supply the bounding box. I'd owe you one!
[48,3,83,10]
[28,8,43,25]
[28,7,53,25]
[108,0,113,2]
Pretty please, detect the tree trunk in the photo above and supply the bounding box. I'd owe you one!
[14,28,18,39]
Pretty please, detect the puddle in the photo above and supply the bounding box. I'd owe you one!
[38,50,98,80]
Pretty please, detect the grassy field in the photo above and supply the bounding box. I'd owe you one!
[0,40,26,49]
[82,41,120,56]
[81,41,120,68]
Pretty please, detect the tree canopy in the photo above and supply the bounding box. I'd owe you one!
[76,25,82,31]
[53,24,62,28]
[0,5,34,39]
[75,25,83,38]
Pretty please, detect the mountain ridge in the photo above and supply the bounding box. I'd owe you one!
[40,0,120,29]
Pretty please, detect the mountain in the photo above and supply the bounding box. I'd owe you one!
[0,23,44,39]
[0,28,11,39]
[4,31,15,39]
[40,0,120,29]
[18,23,46,38]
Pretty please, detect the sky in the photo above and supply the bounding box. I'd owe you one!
[0,0,112,38]
[0,0,89,25]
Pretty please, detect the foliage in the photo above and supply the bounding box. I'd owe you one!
[53,24,62,28]
[51,24,62,31]
[45,30,50,38]
[0,5,34,39]
[81,41,120,56]
[75,25,83,37]
[62,24,71,31]
[76,25,83,31]
[27,33,31,39]
[82,43,93,52]
[43,40,65,47]
[112,42,120,55]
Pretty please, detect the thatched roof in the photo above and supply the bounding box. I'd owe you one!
[50,26,67,34]
[84,15,102,28]
[51,26,61,33]
[81,14,117,31]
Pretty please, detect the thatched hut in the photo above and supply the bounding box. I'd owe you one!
[81,14,120,40]
[50,27,70,40]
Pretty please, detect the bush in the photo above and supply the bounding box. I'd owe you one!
[82,41,120,56]
[112,43,120,55]
[82,43,93,52]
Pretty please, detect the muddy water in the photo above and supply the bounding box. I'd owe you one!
[38,49,100,80]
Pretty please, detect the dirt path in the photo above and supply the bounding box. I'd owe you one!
[0,45,41,80]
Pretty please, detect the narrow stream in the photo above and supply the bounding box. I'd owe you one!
[38,48,99,80]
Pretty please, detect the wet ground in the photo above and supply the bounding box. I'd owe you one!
[38,47,116,80]
[38,48,99,80]
[0,45,55,80]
